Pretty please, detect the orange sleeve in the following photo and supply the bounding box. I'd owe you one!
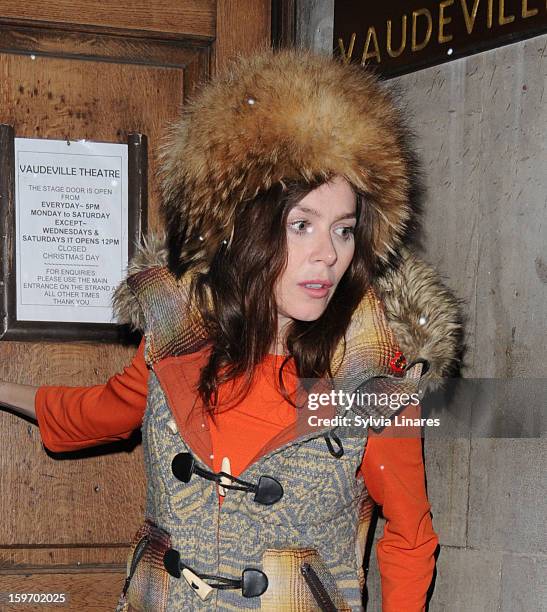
[35,338,149,453]
[360,404,439,612]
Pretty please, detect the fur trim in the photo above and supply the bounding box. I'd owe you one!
[373,247,464,392]
[112,234,463,392]
[159,47,414,276]
[111,231,169,332]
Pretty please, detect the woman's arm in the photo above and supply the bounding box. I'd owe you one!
[0,381,38,420]
[360,403,439,612]
[1,338,149,452]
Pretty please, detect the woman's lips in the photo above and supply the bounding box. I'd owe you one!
[298,284,330,298]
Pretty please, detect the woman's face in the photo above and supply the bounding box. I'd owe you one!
[274,175,357,337]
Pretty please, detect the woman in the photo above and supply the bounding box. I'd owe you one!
[2,48,462,610]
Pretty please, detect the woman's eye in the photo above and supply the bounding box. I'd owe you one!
[289,219,310,234]
[335,226,355,240]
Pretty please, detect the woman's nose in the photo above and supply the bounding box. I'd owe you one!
[311,232,337,265]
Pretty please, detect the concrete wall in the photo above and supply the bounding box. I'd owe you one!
[296,2,546,610]
[385,35,547,612]
[296,0,333,54]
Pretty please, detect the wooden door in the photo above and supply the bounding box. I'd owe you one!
[0,1,270,608]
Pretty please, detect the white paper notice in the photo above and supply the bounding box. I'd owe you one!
[14,138,129,323]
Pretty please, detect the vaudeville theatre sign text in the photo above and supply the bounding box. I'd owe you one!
[334,0,547,77]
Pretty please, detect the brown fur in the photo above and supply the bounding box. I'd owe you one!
[374,247,464,391]
[111,231,169,333]
[159,48,414,275]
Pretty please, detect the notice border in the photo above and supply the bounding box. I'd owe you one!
[0,125,147,343]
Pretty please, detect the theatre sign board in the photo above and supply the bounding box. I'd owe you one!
[334,0,547,77]
[14,138,128,324]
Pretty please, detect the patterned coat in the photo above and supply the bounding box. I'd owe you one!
[112,234,462,611]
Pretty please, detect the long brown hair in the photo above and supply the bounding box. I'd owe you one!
[188,178,376,417]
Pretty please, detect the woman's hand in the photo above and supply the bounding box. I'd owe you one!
[0,381,39,420]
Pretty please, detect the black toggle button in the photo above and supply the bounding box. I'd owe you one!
[171,452,220,484]
[171,452,284,506]
[253,476,283,505]
[171,453,195,483]
[163,548,268,598]
[171,452,219,484]
[241,568,269,597]
[164,548,182,578]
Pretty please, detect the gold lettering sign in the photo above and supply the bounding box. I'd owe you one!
[412,9,433,51]
[387,16,408,58]
[460,0,481,34]
[363,26,382,63]
[439,0,455,43]
[334,0,547,77]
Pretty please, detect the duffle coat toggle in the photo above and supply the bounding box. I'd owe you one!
[171,451,284,505]
[163,547,268,600]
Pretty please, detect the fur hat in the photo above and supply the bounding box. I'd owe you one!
[159,47,414,276]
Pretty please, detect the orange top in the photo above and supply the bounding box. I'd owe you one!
[35,338,438,611]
